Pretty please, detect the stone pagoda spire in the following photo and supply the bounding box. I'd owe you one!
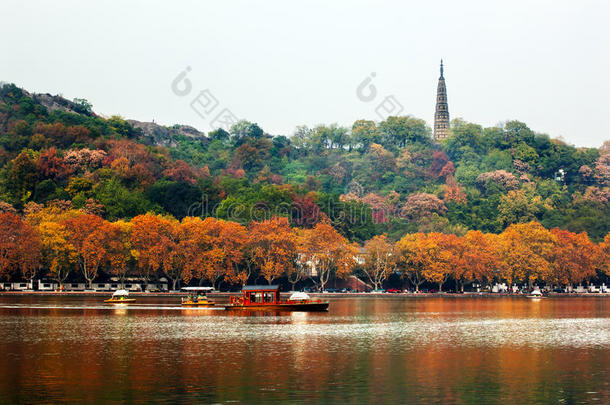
[434,59,450,140]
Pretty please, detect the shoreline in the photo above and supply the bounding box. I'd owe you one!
[1,291,609,298]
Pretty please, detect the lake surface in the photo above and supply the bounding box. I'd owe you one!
[0,296,608,404]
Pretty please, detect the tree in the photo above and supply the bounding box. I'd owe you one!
[230,120,264,144]
[37,147,71,181]
[162,218,183,291]
[106,220,134,288]
[37,221,76,289]
[351,119,378,151]
[299,221,358,291]
[369,143,396,175]
[401,193,447,220]
[362,235,395,291]
[179,217,247,289]
[291,193,320,228]
[1,149,38,206]
[550,228,598,287]
[0,213,41,282]
[378,116,430,148]
[247,217,297,284]
[497,185,544,226]
[476,170,519,191]
[497,222,557,290]
[420,233,463,292]
[130,214,172,289]
[456,231,499,291]
[62,214,111,289]
[395,233,427,292]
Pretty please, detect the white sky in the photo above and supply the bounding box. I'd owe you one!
[1,0,608,147]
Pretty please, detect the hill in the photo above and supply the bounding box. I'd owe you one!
[0,83,608,241]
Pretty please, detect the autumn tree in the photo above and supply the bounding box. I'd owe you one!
[401,193,447,220]
[62,214,111,289]
[395,233,427,292]
[298,221,358,291]
[106,220,134,288]
[550,229,599,287]
[247,217,297,284]
[0,213,41,283]
[420,233,463,292]
[362,235,395,291]
[396,232,462,292]
[24,203,80,289]
[37,221,76,289]
[476,170,519,191]
[455,231,499,291]
[130,213,176,290]
[178,217,247,289]
[497,222,557,290]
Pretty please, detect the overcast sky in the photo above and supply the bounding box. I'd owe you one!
[1,0,608,147]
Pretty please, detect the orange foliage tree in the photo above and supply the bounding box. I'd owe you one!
[130,213,174,289]
[247,217,297,285]
[395,233,428,292]
[550,228,599,287]
[106,220,134,288]
[420,233,464,292]
[62,214,112,289]
[24,201,80,289]
[455,231,499,292]
[497,222,557,290]
[0,213,41,283]
[298,221,358,291]
[178,217,247,289]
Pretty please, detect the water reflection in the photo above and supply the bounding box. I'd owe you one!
[0,296,608,404]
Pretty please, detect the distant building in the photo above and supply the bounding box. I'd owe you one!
[434,60,450,141]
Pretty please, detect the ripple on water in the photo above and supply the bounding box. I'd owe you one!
[1,311,608,349]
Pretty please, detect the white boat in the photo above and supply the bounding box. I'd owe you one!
[526,289,546,299]
[104,289,136,303]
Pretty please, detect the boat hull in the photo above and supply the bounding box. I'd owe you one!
[181,301,215,307]
[224,302,329,312]
[104,298,136,303]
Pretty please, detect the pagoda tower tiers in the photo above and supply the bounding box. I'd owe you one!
[434,60,450,140]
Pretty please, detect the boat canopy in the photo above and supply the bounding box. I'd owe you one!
[112,289,129,297]
[242,285,280,292]
[289,292,310,301]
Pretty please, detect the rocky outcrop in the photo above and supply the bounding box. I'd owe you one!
[32,93,94,116]
[127,120,209,148]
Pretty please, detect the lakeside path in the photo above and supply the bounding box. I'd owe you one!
[1,291,609,298]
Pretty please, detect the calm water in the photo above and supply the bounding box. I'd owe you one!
[0,296,608,404]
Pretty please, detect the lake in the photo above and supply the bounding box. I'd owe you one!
[0,295,608,404]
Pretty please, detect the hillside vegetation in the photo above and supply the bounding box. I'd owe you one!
[0,83,608,242]
[0,83,609,290]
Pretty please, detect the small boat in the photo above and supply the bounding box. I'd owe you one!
[526,289,546,299]
[180,287,216,307]
[104,289,136,304]
[224,285,329,311]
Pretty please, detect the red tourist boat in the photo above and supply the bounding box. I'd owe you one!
[224,285,329,312]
